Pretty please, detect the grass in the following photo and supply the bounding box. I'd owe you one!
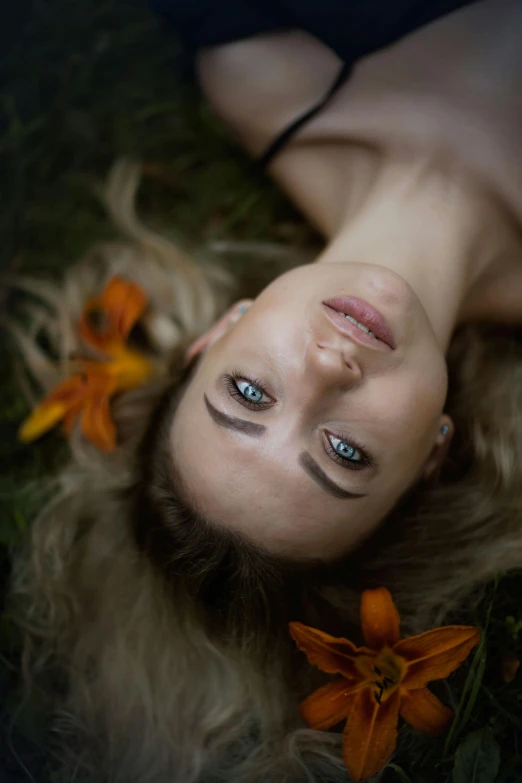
[1,2,521,781]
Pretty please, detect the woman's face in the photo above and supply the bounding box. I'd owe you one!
[172,262,449,560]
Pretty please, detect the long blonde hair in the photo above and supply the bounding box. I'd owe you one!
[9,161,522,782]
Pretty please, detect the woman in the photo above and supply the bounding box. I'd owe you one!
[157,0,522,558]
[10,1,522,781]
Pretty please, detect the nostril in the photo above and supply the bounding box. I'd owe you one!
[314,342,361,378]
[344,356,362,377]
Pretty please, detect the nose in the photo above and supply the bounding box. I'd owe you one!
[305,340,362,388]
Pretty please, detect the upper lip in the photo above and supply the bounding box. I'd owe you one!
[322,296,396,352]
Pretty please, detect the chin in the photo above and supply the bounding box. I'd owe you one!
[361,264,417,306]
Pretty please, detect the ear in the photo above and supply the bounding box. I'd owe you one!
[185,299,253,363]
[423,414,454,483]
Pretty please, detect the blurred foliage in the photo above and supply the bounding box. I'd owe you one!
[0,1,521,781]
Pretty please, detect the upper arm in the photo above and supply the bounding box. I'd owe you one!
[197,33,359,236]
[197,31,341,157]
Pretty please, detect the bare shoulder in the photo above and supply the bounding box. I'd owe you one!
[197,32,341,157]
[198,33,375,235]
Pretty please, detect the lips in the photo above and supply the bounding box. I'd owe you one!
[322,296,396,351]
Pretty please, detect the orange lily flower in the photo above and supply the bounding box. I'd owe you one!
[289,588,480,782]
[19,277,153,452]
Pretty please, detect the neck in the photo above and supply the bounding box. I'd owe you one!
[316,162,504,350]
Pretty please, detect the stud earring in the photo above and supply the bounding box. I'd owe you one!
[441,424,449,435]
[238,304,248,315]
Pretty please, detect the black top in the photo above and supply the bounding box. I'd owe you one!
[151,0,477,62]
[151,0,478,167]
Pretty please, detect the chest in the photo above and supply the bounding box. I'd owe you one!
[271,0,522,237]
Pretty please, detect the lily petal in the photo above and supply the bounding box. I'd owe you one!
[343,686,400,782]
[361,587,401,650]
[62,400,85,435]
[289,622,360,680]
[397,626,480,689]
[82,347,152,390]
[100,277,148,339]
[300,679,361,731]
[80,377,118,452]
[18,376,86,442]
[19,401,69,442]
[80,277,148,352]
[399,687,453,736]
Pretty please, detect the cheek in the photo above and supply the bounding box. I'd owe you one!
[363,366,446,470]
[371,360,446,422]
[390,375,446,446]
[382,339,447,426]
[410,358,448,419]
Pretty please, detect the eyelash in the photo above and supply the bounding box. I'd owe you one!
[224,372,372,469]
[322,431,372,471]
[224,373,274,411]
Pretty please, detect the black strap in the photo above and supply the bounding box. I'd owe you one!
[256,61,353,169]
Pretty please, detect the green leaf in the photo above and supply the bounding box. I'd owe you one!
[452,728,500,783]
[455,647,487,736]
[444,634,486,753]
[505,615,522,643]
[444,580,498,756]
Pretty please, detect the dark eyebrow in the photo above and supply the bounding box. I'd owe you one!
[299,451,367,500]
[204,396,367,500]
[204,394,266,436]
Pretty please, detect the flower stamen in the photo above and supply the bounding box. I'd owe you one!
[289,587,480,781]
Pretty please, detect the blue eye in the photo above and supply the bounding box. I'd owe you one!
[328,434,364,464]
[236,380,266,404]
[225,374,273,410]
